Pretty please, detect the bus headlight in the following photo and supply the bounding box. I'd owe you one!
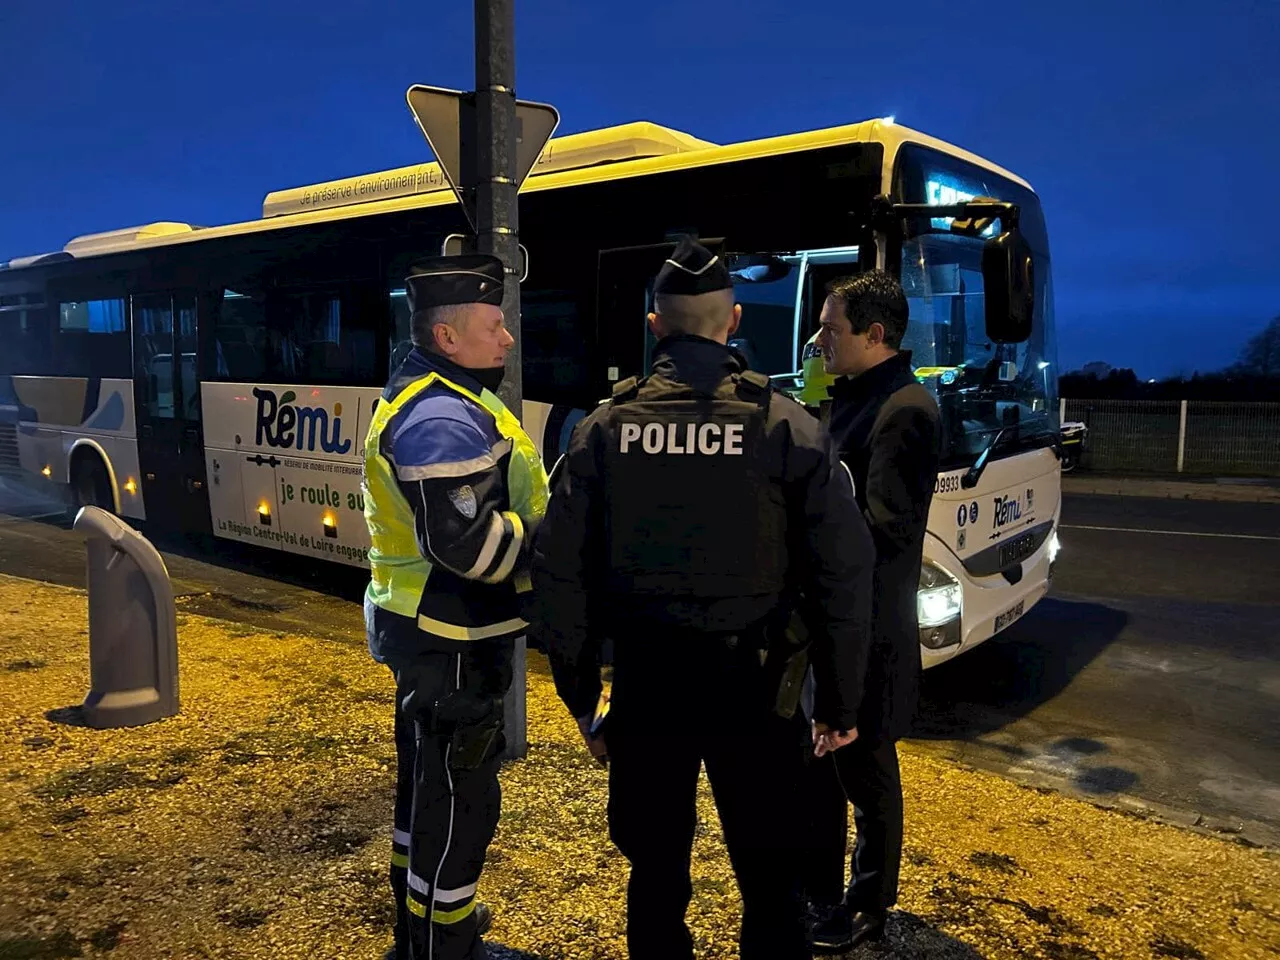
[918,561,962,650]
[919,561,962,627]
[1048,530,1062,566]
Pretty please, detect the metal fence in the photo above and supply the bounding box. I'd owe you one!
[1062,399,1280,476]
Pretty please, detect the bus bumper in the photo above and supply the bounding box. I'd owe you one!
[919,527,1058,671]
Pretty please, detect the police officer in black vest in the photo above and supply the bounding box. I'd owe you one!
[528,237,875,960]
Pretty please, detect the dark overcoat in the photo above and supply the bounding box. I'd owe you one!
[825,351,941,741]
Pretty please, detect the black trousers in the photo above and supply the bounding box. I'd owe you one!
[802,736,903,912]
[387,638,513,960]
[604,635,811,960]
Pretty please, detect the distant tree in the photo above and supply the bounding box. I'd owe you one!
[1062,341,1280,400]
[1096,368,1139,395]
[1059,369,1100,398]
[1231,315,1280,378]
[1060,366,1141,399]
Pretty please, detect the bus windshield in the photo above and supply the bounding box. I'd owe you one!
[900,232,1057,465]
[892,141,1058,468]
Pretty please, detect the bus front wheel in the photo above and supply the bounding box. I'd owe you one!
[71,454,114,515]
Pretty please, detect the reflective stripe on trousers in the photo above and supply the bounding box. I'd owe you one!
[390,649,505,959]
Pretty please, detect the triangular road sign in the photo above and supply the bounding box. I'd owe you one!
[405,84,469,208]
[405,84,560,231]
[512,100,559,186]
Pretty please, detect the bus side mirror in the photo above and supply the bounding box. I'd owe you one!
[727,254,792,284]
[982,227,1034,343]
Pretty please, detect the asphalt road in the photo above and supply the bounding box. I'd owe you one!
[2,482,1278,846]
[0,480,369,645]
[913,493,1280,846]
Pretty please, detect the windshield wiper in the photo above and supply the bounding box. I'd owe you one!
[961,427,1009,489]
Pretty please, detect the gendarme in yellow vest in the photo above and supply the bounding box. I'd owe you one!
[362,371,549,641]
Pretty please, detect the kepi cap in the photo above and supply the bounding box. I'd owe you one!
[653,236,732,297]
[406,253,505,312]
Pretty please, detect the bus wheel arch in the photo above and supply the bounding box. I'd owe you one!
[68,442,120,515]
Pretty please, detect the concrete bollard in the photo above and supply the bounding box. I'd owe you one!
[73,506,179,728]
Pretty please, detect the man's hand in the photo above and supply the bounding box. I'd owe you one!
[576,715,609,767]
[812,720,858,757]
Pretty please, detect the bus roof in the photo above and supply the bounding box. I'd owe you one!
[1,117,1034,271]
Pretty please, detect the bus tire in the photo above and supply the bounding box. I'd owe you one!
[70,451,115,515]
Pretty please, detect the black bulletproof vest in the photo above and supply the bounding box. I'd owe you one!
[599,368,789,599]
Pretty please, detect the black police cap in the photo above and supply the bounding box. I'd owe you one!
[653,236,732,296]
[405,253,505,312]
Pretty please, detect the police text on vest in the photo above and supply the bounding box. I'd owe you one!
[619,422,744,455]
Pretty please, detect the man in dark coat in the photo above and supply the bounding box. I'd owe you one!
[802,270,941,952]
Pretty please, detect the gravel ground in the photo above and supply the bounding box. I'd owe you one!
[1,573,1277,960]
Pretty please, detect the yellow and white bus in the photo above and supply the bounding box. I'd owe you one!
[0,115,1060,666]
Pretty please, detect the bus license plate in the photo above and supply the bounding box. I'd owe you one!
[994,600,1026,633]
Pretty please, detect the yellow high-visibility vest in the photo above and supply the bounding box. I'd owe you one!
[362,370,549,640]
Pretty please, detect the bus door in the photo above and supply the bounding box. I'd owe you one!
[130,292,211,534]
[594,239,725,393]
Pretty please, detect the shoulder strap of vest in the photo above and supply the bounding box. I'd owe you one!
[610,376,642,404]
[733,370,773,411]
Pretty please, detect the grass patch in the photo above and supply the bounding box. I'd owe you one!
[301,823,375,858]
[5,659,47,672]
[692,877,731,896]
[218,728,344,766]
[1150,936,1206,960]
[217,906,271,930]
[87,922,127,952]
[165,747,201,766]
[49,806,89,825]
[33,761,184,802]
[969,851,1021,874]
[0,931,82,958]
[1041,941,1099,960]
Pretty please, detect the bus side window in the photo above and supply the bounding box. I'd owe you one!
[389,287,413,374]
[209,283,382,386]
[133,295,177,418]
[55,298,131,379]
[211,288,269,381]
[0,294,50,377]
[267,284,382,386]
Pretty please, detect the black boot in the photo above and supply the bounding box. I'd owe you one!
[383,903,493,959]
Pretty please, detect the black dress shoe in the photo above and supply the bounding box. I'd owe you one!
[807,902,853,953]
[848,909,887,947]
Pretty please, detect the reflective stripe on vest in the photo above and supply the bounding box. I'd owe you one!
[362,371,549,635]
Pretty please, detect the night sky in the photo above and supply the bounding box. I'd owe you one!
[2,0,1276,379]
